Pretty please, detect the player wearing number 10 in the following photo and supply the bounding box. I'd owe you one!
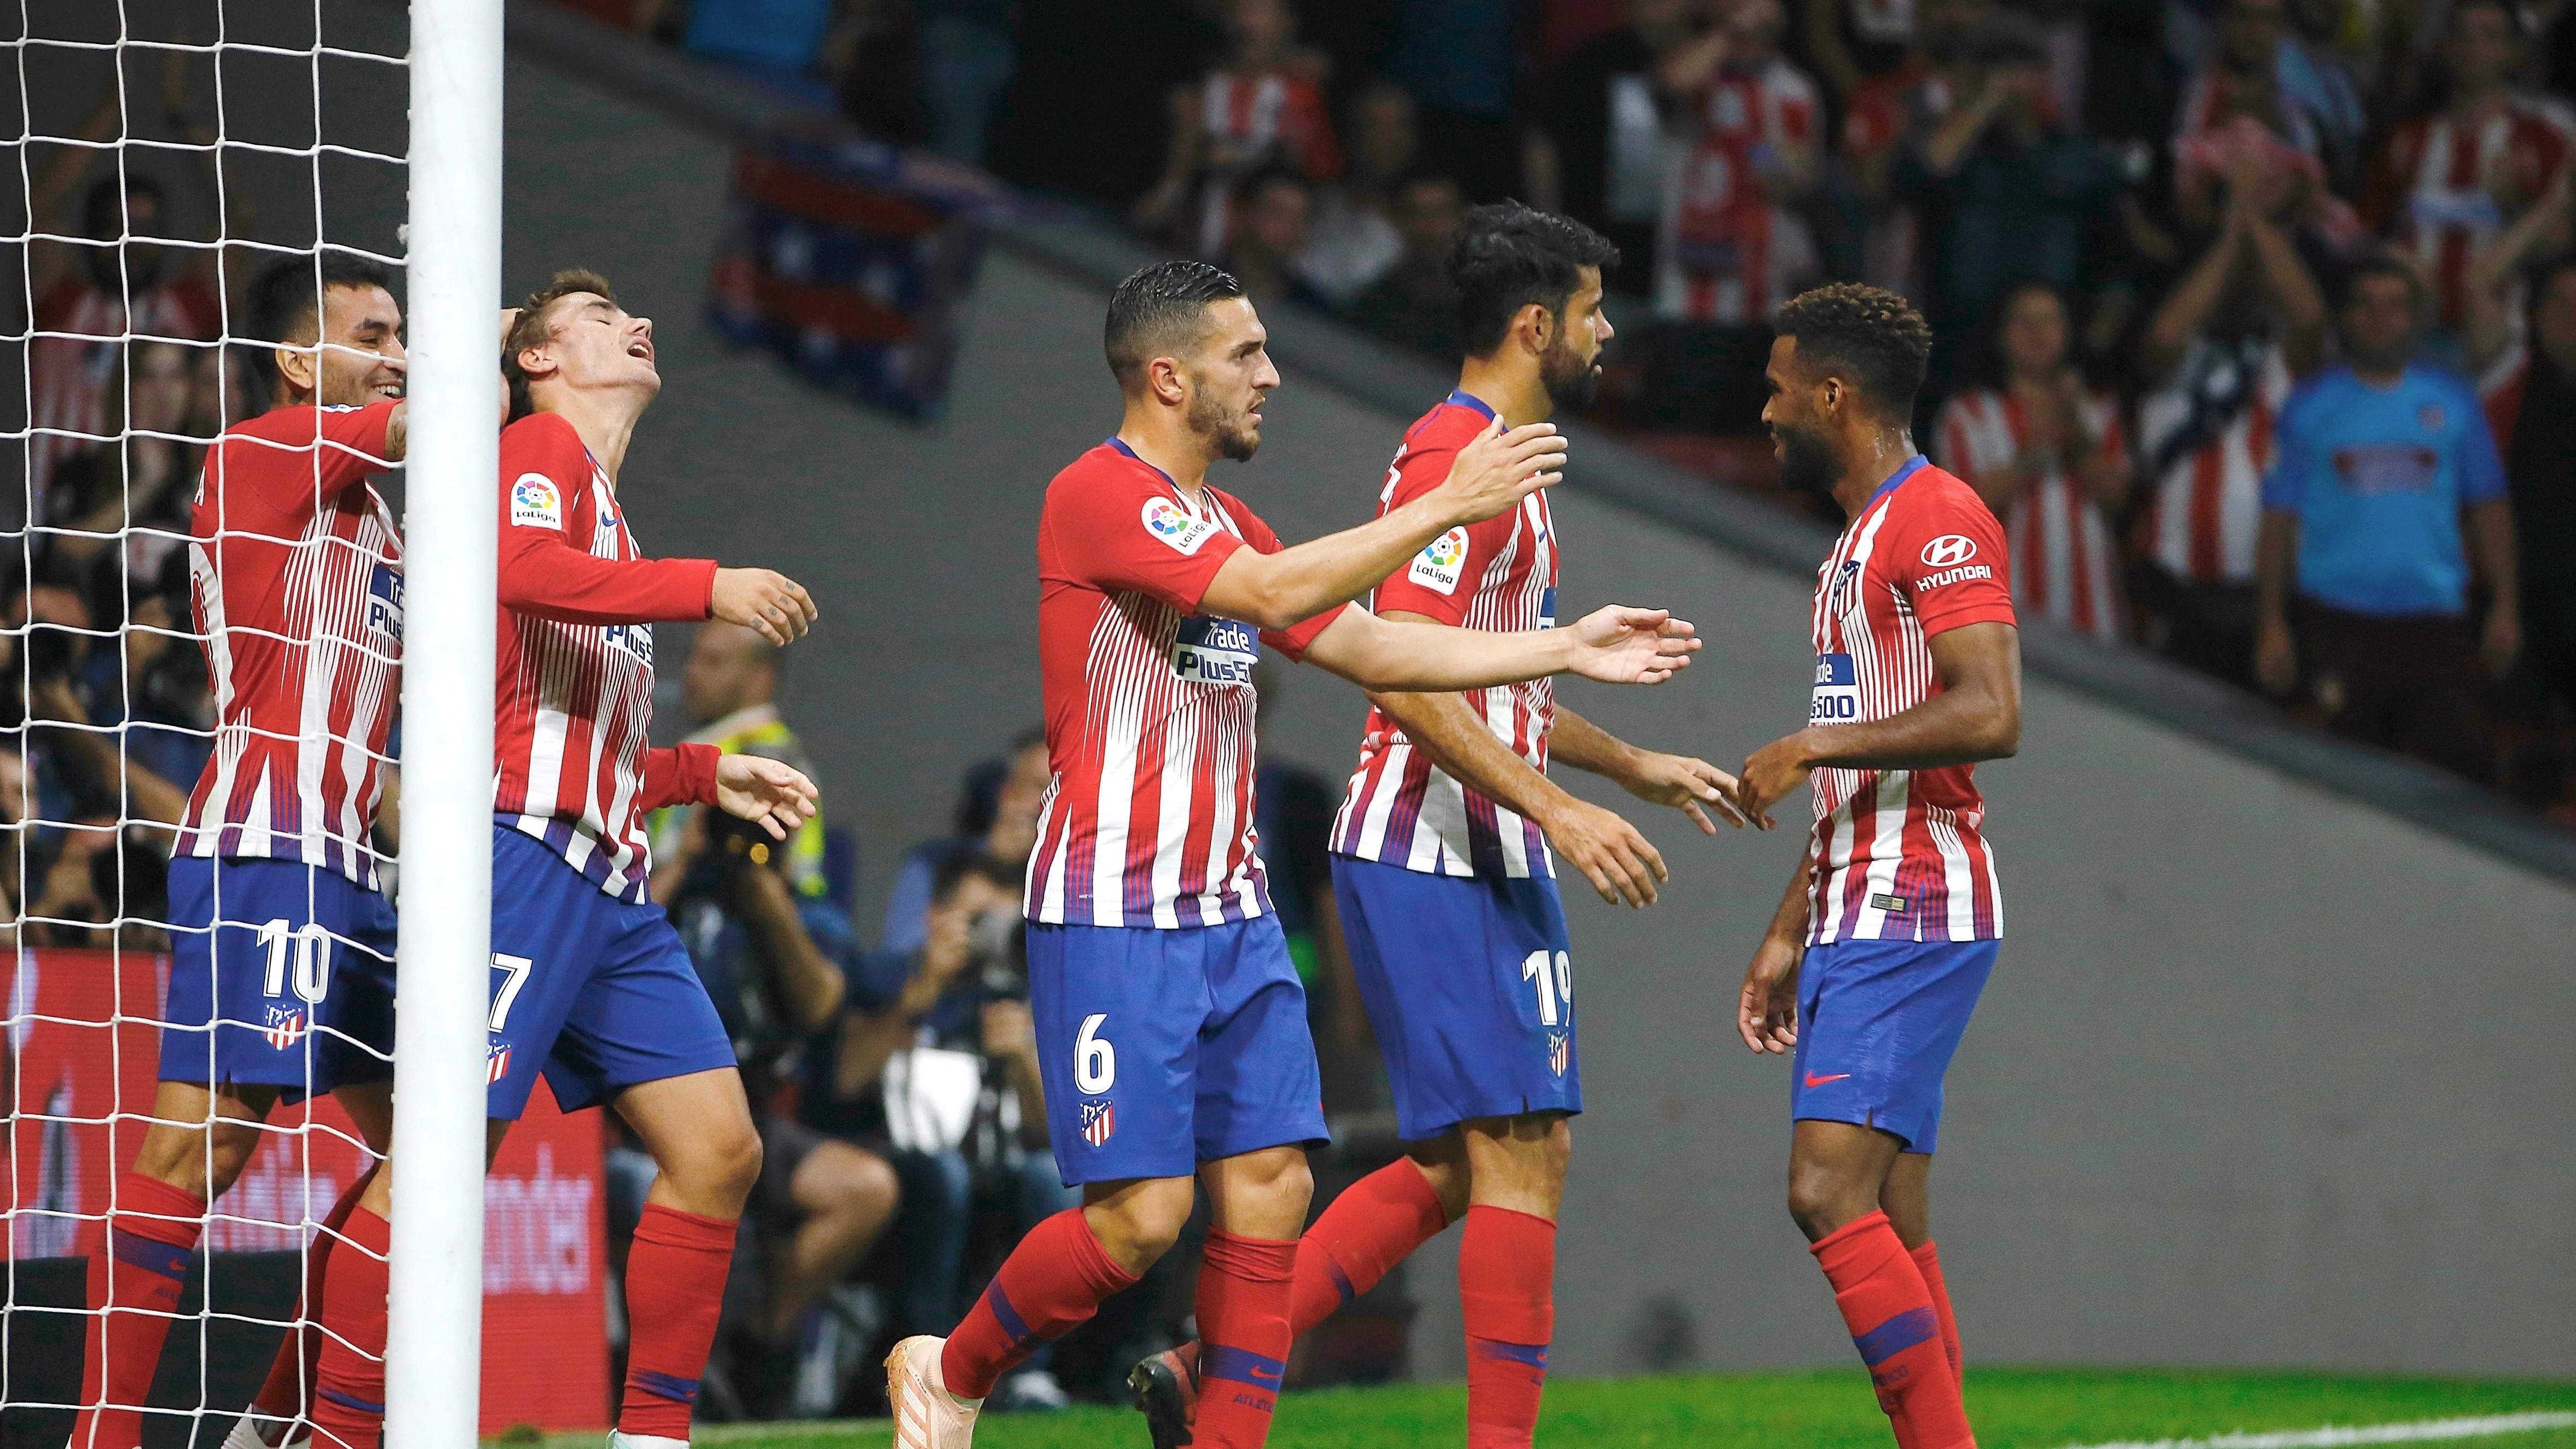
[883,260,1703,1449]
[1736,283,2022,1449]
[70,255,409,1449]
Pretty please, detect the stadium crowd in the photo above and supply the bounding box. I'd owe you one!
[583,0,2576,816]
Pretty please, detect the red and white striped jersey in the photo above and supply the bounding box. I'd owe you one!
[2368,98,2574,331]
[2137,337,2293,585]
[1190,68,1343,258]
[1806,456,2015,945]
[492,413,722,903]
[1658,59,1820,326]
[1332,391,1559,878]
[28,276,219,509]
[1933,386,2127,642]
[178,401,403,886]
[1025,439,1344,929]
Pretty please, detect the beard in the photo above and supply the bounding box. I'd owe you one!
[1189,385,1262,461]
[1541,337,1602,413]
[1775,419,1840,495]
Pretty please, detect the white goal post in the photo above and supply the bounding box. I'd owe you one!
[390,2,503,1447]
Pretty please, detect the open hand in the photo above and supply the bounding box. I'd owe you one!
[715,753,817,841]
[1737,932,1803,1053]
[1564,606,1699,685]
[2253,613,2297,697]
[1430,418,1568,525]
[1541,796,1668,907]
[1621,750,1755,832]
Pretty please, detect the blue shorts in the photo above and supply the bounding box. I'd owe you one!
[1790,938,1999,1155]
[158,856,399,1102]
[1332,855,1581,1141]
[484,824,736,1120]
[1026,916,1326,1187]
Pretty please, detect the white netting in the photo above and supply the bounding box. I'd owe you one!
[4,3,411,1445]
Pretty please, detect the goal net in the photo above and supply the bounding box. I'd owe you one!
[4,3,502,1446]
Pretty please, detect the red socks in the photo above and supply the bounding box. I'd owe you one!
[309,1207,391,1449]
[1459,1206,1555,1449]
[1812,1211,1974,1449]
[250,1165,379,1425]
[619,1204,739,1438]
[72,1174,205,1449]
[1286,1160,1451,1336]
[940,1208,1138,1400]
[1910,1240,1964,1388]
[1193,1231,1297,1449]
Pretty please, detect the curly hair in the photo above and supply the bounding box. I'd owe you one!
[1773,282,1933,418]
[502,268,618,420]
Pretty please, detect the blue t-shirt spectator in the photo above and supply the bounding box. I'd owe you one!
[2260,366,2507,617]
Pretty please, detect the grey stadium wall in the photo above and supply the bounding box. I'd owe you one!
[28,0,2563,1380]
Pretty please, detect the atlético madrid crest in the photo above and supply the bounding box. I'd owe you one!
[486,1045,513,1085]
[1548,1032,1570,1079]
[263,1006,305,1051]
[1081,1099,1116,1147]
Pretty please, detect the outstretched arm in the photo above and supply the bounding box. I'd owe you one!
[1549,705,1752,832]
[1198,420,1567,630]
[1300,602,1700,694]
[1736,621,2021,822]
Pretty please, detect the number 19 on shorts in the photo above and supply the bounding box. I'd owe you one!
[1522,949,1573,1027]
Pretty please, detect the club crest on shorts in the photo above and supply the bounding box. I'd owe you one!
[486,1044,513,1085]
[1080,1099,1116,1146]
[262,1006,306,1050]
[1547,1031,1570,1078]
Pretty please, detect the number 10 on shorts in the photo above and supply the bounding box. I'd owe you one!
[1522,949,1573,1027]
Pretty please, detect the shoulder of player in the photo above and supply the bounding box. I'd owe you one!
[1044,442,1160,513]
[220,400,382,444]
[1883,465,1999,543]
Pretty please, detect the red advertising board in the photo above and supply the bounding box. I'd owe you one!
[3,949,610,1435]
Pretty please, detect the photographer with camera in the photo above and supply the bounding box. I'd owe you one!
[809,850,1079,1414]
[662,801,902,1417]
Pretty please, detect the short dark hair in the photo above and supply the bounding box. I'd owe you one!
[1773,282,1934,416]
[248,251,398,396]
[503,268,618,420]
[1447,202,1621,357]
[1104,260,1246,391]
[83,174,167,240]
[931,849,1022,907]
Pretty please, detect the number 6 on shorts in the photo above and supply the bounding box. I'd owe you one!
[1075,1012,1116,1093]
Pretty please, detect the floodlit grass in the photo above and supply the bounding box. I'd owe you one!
[498,1367,2576,1449]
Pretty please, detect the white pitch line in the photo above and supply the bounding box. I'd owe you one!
[2067,1411,2576,1449]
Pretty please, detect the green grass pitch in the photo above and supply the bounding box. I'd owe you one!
[587,1368,2576,1449]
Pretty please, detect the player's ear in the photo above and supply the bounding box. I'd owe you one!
[1147,355,1188,407]
[1518,302,1552,356]
[274,341,316,395]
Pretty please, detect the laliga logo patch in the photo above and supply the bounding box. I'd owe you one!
[1920,534,1977,568]
[509,472,564,530]
[1141,497,1219,555]
[1080,1099,1116,1146]
[1408,526,1470,595]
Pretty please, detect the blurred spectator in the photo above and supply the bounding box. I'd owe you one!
[654,622,830,903]
[1840,0,1991,295]
[2363,0,2575,345]
[2278,0,2370,182]
[1933,281,2133,642]
[811,851,1076,1411]
[2172,0,2366,248]
[881,728,1047,954]
[2462,158,2574,377]
[915,0,1018,164]
[28,176,220,518]
[1531,0,1705,293]
[1802,0,1924,102]
[1895,15,2138,398]
[1299,81,1419,308]
[1341,173,1471,356]
[2479,256,2576,789]
[663,806,897,1416]
[1225,167,1333,309]
[2254,258,2519,781]
[1131,0,1342,258]
[1380,0,1525,202]
[1652,0,1821,328]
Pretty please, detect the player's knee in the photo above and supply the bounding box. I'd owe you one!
[132,1118,262,1201]
[1784,1161,1873,1241]
[688,1118,764,1205]
[1087,1177,1196,1267]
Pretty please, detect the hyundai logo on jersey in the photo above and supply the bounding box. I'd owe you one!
[1812,652,1860,724]
[1172,616,1259,685]
[1919,534,1978,568]
[366,562,404,638]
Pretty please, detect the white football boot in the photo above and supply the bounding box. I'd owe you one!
[886,1335,983,1448]
[606,1433,689,1449]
